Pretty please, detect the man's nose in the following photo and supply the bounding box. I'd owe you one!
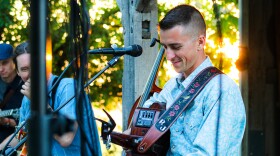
[165,49,175,61]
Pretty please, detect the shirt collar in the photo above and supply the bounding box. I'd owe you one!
[175,56,213,89]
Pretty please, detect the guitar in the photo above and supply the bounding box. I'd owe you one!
[100,46,170,155]
[0,109,20,119]
[111,104,170,156]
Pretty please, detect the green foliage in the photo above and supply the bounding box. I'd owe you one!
[0,0,239,155]
[0,0,29,45]
[86,1,123,109]
[0,0,239,111]
[0,0,13,29]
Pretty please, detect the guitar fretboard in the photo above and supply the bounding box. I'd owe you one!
[0,109,19,118]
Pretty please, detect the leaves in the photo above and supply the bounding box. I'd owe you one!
[0,0,239,108]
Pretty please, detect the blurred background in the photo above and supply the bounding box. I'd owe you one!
[1,0,279,155]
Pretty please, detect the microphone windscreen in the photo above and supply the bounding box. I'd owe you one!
[131,44,143,57]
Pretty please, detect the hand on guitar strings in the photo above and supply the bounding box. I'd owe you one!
[122,128,131,135]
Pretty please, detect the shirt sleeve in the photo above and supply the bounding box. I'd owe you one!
[19,97,30,125]
[55,79,76,120]
[143,78,176,108]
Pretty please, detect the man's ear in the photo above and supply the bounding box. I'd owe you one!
[197,35,206,51]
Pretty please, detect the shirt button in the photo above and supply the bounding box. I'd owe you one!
[172,145,176,149]
[176,129,179,132]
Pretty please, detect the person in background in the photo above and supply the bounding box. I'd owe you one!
[141,4,246,155]
[0,43,24,142]
[0,42,81,155]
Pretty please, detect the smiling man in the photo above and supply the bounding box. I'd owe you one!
[142,4,246,155]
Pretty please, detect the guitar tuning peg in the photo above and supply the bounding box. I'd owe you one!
[150,38,160,47]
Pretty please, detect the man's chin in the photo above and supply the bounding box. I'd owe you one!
[0,77,8,83]
[173,67,181,73]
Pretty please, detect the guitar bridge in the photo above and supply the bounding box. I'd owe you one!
[135,110,156,128]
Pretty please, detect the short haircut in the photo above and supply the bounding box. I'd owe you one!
[159,4,206,36]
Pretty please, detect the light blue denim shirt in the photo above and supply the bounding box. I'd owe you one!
[19,74,81,156]
[144,57,246,155]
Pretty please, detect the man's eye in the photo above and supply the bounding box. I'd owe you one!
[21,68,29,72]
[2,61,8,65]
[171,46,181,50]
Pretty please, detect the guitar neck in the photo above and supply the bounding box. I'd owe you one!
[0,109,17,118]
[110,131,142,149]
[138,47,165,107]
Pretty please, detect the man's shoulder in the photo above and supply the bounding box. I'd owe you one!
[60,77,74,82]
[57,78,75,90]
[208,73,240,91]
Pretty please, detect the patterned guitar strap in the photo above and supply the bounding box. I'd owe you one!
[137,66,223,153]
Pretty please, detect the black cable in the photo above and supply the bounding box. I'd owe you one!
[70,0,103,155]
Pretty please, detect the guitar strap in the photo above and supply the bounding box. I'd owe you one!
[0,78,23,109]
[137,66,223,153]
[0,89,15,109]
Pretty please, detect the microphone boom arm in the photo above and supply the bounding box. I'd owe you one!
[84,56,121,87]
[1,55,122,155]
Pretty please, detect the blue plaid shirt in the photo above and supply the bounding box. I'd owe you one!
[144,57,246,155]
[19,74,80,156]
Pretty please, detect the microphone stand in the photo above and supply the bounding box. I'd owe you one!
[55,55,121,112]
[0,122,27,156]
[2,55,122,156]
[6,137,27,156]
[84,55,121,87]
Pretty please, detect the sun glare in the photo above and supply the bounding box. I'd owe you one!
[220,39,240,82]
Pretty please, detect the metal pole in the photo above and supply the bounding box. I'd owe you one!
[29,0,51,156]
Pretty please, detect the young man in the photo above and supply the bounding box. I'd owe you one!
[0,43,24,142]
[0,42,81,155]
[142,5,246,155]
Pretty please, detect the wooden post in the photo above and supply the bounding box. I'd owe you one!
[116,0,158,130]
[275,0,280,153]
[239,0,279,155]
[238,0,249,155]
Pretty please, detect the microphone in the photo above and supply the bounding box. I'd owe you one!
[88,44,142,57]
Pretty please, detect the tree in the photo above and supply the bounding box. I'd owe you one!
[0,0,239,109]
